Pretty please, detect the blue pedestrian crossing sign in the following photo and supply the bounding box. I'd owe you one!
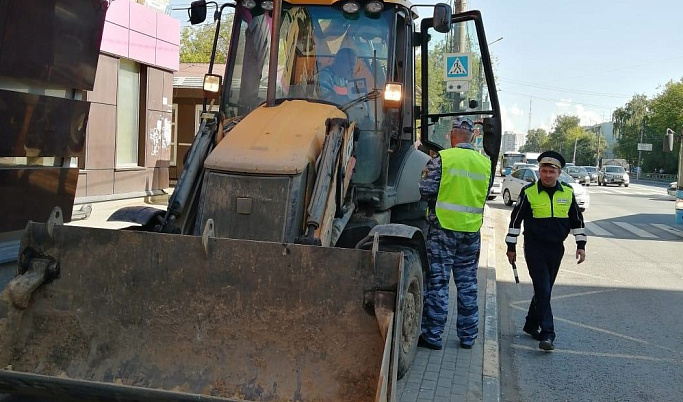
[444,53,471,81]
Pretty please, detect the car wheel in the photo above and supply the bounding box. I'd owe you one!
[487,195,496,200]
[624,184,629,187]
[503,189,513,206]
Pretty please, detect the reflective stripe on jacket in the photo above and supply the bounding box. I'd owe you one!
[435,147,491,232]
[524,183,574,218]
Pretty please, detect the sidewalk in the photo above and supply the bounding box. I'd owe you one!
[396,206,499,402]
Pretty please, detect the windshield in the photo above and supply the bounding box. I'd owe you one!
[605,166,625,173]
[225,5,391,123]
[583,166,597,173]
[560,172,576,183]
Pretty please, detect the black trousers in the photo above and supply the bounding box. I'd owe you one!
[524,241,564,341]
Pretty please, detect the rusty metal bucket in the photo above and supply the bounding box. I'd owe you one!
[0,219,405,401]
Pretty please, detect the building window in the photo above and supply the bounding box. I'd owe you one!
[171,104,178,166]
[116,59,140,167]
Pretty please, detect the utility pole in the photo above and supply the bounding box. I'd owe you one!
[572,137,578,164]
[637,122,644,179]
[527,98,532,136]
[596,125,601,167]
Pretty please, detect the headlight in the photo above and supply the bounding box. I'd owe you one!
[241,0,256,8]
[342,1,360,13]
[261,0,274,10]
[365,0,384,13]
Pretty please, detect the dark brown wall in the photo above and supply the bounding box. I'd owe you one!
[78,54,173,198]
[169,86,221,180]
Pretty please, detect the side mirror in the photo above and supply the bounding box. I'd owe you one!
[664,128,676,152]
[432,3,452,34]
[468,99,478,109]
[189,0,207,25]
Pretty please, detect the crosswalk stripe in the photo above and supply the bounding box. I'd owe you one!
[584,222,612,236]
[650,223,683,238]
[613,222,657,238]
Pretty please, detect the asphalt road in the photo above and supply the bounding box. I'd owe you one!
[488,180,683,401]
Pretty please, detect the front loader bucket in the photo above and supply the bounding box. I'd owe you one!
[0,222,405,401]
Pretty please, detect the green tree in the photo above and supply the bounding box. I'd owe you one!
[519,128,548,153]
[179,15,233,64]
[644,80,683,173]
[612,94,650,168]
[549,115,581,161]
[566,126,599,165]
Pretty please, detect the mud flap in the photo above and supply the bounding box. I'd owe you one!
[0,223,404,402]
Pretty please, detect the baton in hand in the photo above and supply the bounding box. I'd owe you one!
[511,262,520,284]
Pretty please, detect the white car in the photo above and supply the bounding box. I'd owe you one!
[668,181,677,197]
[488,178,502,200]
[501,167,590,211]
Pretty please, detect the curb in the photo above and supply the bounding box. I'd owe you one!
[482,207,500,402]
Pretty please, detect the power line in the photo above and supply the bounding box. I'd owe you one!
[499,89,615,110]
[533,55,683,86]
[498,78,633,99]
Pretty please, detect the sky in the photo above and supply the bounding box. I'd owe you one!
[167,0,683,134]
[455,0,683,134]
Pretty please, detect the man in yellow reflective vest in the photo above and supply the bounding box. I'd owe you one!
[505,151,587,351]
[418,117,492,350]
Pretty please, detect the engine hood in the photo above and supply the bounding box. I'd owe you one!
[204,100,346,175]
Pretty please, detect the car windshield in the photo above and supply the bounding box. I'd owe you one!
[583,166,597,173]
[560,172,576,183]
[605,166,625,173]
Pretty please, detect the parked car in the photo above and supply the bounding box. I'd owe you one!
[511,162,535,173]
[488,178,502,200]
[668,181,677,197]
[564,166,591,186]
[501,167,589,211]
[582,166,599,184]
[598,165,629,187]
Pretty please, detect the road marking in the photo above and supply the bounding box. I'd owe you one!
[613,221,657,238]
[650,223,683,238]
[511,344,683,364]
[510,290,618,308]
[585,221,612,237]
[560,269,630,284]
[511,290,683,355]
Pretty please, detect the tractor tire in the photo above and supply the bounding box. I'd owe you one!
[393,247,424,379]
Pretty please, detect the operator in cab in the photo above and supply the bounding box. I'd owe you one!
[316,47,358,103]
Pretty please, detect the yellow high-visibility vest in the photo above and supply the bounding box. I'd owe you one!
[435,147,491,232]
[524,183,573,218]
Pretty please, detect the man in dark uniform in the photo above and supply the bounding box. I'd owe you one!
[505,151,587,351]
[418,117,491,350]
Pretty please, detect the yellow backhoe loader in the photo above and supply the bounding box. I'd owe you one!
[0,0,501,400]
